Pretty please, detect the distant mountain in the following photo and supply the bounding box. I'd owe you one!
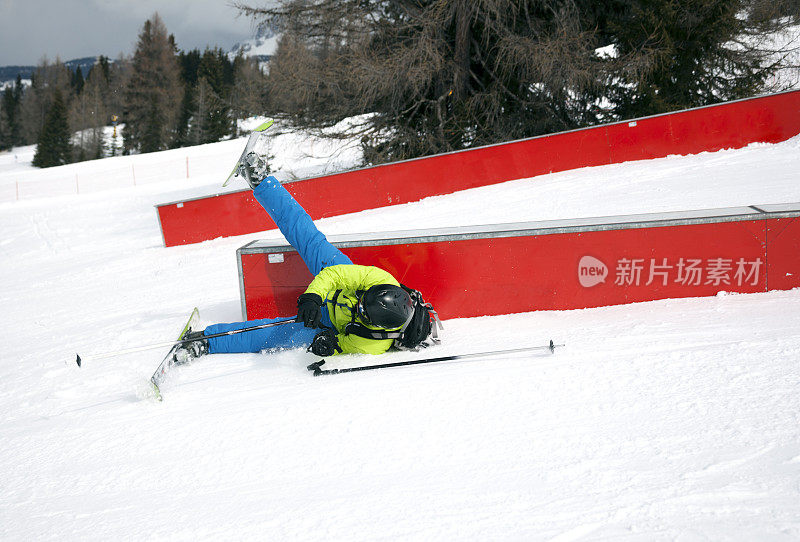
[228,25,280,61]
[0,57,101,86]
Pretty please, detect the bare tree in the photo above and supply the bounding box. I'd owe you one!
[231,55,268,124]
[237,0,611,162]
[18,58,73,145]
[70,62,111,160]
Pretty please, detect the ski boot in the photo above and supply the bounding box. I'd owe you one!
[238,152,270,189]
[173,329,209,365]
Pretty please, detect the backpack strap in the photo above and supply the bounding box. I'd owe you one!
[426,304,443,343]
[329,289,340,317]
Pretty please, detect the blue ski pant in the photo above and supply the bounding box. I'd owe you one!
[205,177,352,353]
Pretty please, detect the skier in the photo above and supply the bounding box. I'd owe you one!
[179,153,439,361]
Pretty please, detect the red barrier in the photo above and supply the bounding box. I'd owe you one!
[157,91,800,247]
[767,216,800,291]
[236,204,800,320]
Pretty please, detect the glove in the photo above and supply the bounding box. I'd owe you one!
[296,293,323,328]
[309,328,342,357]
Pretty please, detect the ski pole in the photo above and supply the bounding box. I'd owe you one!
[76,317,298,366]
[307,340,563,376]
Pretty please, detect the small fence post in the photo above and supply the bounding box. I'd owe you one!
[132,163,136,185]
[186,156,189,179]
[76,173,79,195]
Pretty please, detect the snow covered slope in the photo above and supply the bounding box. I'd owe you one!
[1,132,799,540]
[0,117,365,204]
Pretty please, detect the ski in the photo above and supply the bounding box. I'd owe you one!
[149,308,200,401]
[223,119,275,187]
[75,316,297,366]
[307,340,563,376]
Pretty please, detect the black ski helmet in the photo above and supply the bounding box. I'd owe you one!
[358,284,415,329]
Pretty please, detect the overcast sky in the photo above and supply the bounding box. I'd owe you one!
[0,0,261,66]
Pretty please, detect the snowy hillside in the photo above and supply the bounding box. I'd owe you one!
[1,127,799,540]
[0,117,365,204]
[229,25,280,60]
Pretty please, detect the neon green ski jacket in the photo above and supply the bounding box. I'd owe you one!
[303,264,402,355]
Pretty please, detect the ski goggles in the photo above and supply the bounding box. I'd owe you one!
[356,296,372,326]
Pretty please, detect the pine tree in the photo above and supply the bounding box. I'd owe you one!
[1,89,13,151]
[199,48,228,97]
[175,49,202,146]
[599,0,793,119]
[195,48,232,141]
[0,106,10,151]
[175,84,195,147]
[141,100,164,153]
[1,75,23,149]
[98,55,111,82]
[11,75,24,146]
[71,66,85,94]
[70,60,111,161]
[123,13,182,153]
[32,89,72,168]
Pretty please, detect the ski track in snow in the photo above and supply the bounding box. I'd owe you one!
[1,133,800,540]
